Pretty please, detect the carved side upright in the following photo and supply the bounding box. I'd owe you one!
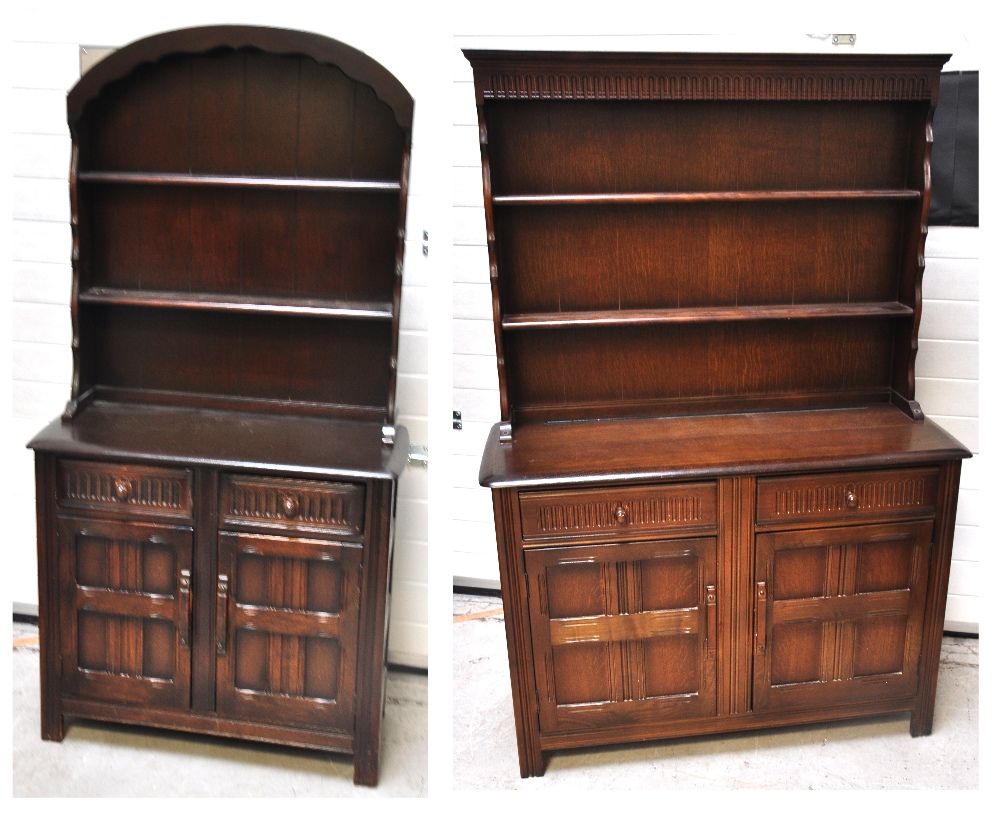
[35,454,65,741]
[893,70,942,419]
[911,458,962,736]
[492,488,544,777]
[63,142,83,420]
[353,479,396,786]
[476,105,514,441]
[718,476,755,716]
[384,138,412,446]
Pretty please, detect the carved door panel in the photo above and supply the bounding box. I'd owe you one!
[57,517,193,708]
[753,520,932,712]
[215,532,362,732]
[525,537,718,734]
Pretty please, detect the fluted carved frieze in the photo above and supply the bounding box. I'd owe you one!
[478,66,938,102]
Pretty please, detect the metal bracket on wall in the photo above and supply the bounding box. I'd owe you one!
[831,34,856,45]
[408,444,428,467]
[453,411,462,430]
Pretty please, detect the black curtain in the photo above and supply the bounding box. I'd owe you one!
[929,71,978,227]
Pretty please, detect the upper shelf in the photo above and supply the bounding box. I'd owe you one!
[501,302,915,330]
[79,287,394,320]
[78,170,401,192]
[491,189,922,206]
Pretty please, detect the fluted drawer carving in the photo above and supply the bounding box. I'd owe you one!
[220,475,365,537]
[756,467,939,526]
[57,459,193,519]
[519,482,716,542]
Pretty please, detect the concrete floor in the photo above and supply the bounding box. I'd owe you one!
[453,593,979,790]
[13,620,427,797]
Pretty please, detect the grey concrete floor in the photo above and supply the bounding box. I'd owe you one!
[453,592,979,790]
[13,620,427,797]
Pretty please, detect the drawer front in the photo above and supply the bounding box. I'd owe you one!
[57,459,193,520]
[220,475,366,538]
[519,482,717,543]
[756,467,939,527]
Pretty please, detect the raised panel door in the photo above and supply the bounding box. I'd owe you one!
[524,537,718,733]
[57,516,193,709]
[753,520,932,712]
[215,531,362,733]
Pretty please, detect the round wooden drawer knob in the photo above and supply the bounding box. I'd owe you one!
[614,504,629,525]
[114,478,131,502]
[281,494,300,518]
[845,491,859,508]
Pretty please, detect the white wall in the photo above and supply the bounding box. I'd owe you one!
[449,32,983,633]
[7,3,454,668]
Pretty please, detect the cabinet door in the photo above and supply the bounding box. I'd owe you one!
[57,517,193,708]
[525,537,718,734]
[215,532,362,732]
[753,520,931,712]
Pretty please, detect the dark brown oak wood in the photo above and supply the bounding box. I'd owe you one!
[79,288,394,320]
[480,406,966,488]
[78,171,401,190]
[67,25,413,129]
[32,402,408,481]
[493,190,922,205]
[502,302,914,330]
[468,48,969,778]
[30,26,412,787]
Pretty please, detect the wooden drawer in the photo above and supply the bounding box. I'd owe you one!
[220,474,366,538]
[756,467,939,528]
[57,459,193,520]
[519,482,717,543]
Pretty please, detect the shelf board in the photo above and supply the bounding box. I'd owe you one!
[492,189,922,206]
[79,288,394,320]
[78,170,400,192]
[502,302,915,330]
[30,400,410,480]
[478,405,970,488]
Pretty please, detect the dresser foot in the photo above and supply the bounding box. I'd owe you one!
[353,752,379,787]
[909,708,933,737]
[41,709,64,742]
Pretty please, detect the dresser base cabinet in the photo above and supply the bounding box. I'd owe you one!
[480,411,967,778]
[31,407,407,786]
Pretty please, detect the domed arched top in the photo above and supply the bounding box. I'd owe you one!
[68,25,413,129]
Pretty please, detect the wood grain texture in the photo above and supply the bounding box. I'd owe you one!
[70,26,413,129]
[485,100,924,196]
[480,407,965,488]
[470,50,967,778]
[31,401,409,480]
[32,26,412,787]
[466,52,947,104]
[503,319,897,421]
[70,32,409,429]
